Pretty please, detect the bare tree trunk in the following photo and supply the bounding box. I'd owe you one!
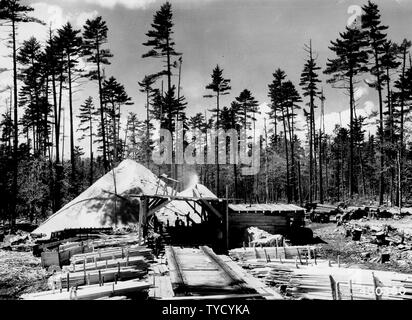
[67,54,76,184]
[11,18,18,231]
[96,39,109,172]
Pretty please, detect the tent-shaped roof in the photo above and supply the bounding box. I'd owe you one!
[32,159,172,238]
[156,183,217,225]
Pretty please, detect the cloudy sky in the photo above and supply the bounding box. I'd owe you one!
[1,0,412,155]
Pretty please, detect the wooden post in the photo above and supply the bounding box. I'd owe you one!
[83,261,86,283]
[329,275,337,300]
[349,279,353,300]
[336,282,342,300]
[67,273,70,292]
[297,248,302,265]
[138,196,146,245]
[225,185,229,251]
[372,272,381,300]
[264,248,271,262]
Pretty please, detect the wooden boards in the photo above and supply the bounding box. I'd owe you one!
[49,267,146,289]
[70,246,153,265]
[66,255,148,273]
[229,246,316,262]
[22,279,151,300]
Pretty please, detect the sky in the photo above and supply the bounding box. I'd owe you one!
[1,0,412,157]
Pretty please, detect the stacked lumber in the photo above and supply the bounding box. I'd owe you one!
[70,246,153,265]
[287,267,412,300]
[89,233,142,249]
[229,246,316,263]
[260,262,412,300]
[25,245,154,300]
[21,279,151,300]
[49,267,146,289]
[66,255,148,272]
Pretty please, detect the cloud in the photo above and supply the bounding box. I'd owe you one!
[354,85,368,101]
[75,10,99,27]
[31,2,67,29]
[56,0,219,10]
[58,0,157,10]
[29,3,98,29]
[316,100,378,138]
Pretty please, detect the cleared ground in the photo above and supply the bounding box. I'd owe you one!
[0,250,48,300]
[310,216,412,274]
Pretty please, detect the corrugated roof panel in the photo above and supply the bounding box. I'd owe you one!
[228,203,305,213]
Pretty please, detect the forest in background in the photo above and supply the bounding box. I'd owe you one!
[1,0,412,229]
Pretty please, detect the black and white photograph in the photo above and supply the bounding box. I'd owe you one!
[1,0,412,311]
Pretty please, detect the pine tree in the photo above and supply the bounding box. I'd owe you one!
[57,22,83,181]
[282,80,302,202]
[204,65,231,196]
[102,76,133,165]
[17,37,43,155]
[142,2,181,179]
[324,26,368,198]
[268,69,287,200]
[361,0,389,205]
[0,0,42,230]
[138,74,157,167]
[77,97,96,186]
[142,1,180,95]
[300,40,321,203]
[83,16,113,172]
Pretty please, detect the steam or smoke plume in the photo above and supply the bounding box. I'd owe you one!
[185,173,199,190]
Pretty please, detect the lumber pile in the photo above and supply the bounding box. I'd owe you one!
[49,267,146,289]
[70,245,153,265]
[21,279,151,300]
[283,266,412,300]
[235,255,412,300]
[66,255,148,273]
[229,246,317,263]
[88,233,142,249]
[24,242,154,300]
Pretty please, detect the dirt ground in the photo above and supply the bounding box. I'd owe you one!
[0,250,49,300]
[309,216,412,274]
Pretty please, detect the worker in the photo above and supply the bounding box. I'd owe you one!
[175,214,184,227]
[186,212,191,227]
